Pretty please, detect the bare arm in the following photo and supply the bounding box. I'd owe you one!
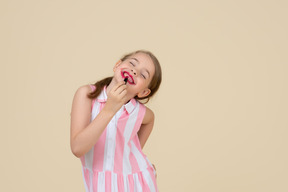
[137,107,155,149]
[70,82,127,158]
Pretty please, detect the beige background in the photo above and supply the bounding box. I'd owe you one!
[1,0,287,191]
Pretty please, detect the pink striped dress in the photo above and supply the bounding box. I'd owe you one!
[80,85,158,192]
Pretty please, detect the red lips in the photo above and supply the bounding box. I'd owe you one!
[121,71,135,85]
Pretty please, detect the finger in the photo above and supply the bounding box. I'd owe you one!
[118,88,127,98]
[114,84,127,94]
[116,87,127,101]
[118,90,127,103]
[112,81,126,93]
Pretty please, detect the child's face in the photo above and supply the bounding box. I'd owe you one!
[114,52,155,98]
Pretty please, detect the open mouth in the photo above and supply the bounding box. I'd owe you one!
[121,71,135,85]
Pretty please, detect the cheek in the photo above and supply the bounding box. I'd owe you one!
[116,67,124,74]
[114,68,124,80]
[137,79,149,88]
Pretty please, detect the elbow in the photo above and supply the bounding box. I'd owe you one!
[70,143,84,158]
[71,149,81,158]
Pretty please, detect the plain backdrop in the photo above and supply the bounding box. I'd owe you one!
[1,0,287,191]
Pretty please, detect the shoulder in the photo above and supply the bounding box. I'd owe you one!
[71,84,94,116]
[76,84,94,93]
[142,106,155,125]
[74,84,94,97]
[72,84,95,104]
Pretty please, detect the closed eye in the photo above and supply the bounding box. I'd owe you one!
[130,62,135,66]
[141,74,146,79]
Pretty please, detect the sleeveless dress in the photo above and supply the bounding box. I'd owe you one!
[80,85,158,192]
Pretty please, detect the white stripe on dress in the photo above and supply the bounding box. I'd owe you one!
[133,173,143,192]
[82,167,89,192]
[103,108,123,171]
[111,172,118,192]
[123,103,140,174]
[142,169,156,192]
[91,100,101,121]
[84,145,94,191]
[97,172,105,192]
[130,141,148,170]
[123,175,130,192]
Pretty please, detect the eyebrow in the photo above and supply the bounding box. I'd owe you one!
[131,58,139,63]
[131,58,151,78]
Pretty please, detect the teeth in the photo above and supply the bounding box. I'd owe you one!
[128,76,133,83]
[122,71,134,84]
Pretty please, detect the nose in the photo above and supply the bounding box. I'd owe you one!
[131,69,137,75]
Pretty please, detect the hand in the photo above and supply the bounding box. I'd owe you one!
[104,81,128,113]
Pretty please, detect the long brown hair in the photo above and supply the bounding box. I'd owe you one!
[87,50,162,103]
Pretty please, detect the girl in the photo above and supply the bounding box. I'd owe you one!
[70,50,162,192]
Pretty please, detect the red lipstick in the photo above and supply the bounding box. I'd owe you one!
[121,71,135,85]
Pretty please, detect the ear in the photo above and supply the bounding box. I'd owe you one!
[113,60,122,72]
[137,88,151,98]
